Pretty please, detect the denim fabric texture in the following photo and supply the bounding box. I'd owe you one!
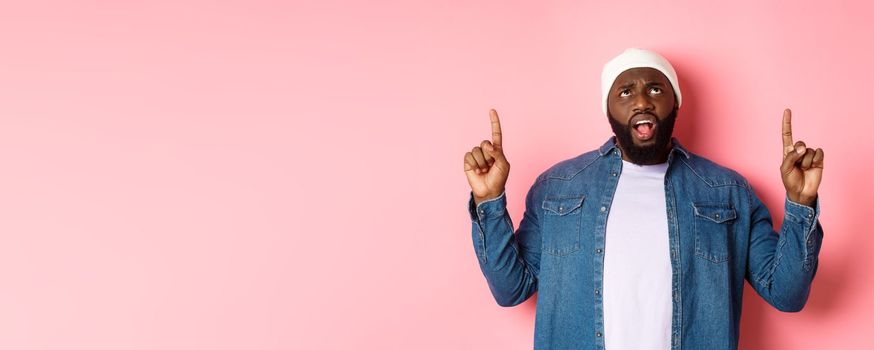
[468,136,823,349]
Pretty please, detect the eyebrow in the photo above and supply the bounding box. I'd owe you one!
[615,80,665,90]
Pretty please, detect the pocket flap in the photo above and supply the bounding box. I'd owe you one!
[542,195,585,215]
[693,202,737,223]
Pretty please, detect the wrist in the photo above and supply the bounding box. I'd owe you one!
[788,192,817,207]
[474,190,504,206]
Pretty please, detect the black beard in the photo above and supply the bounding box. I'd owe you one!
[607,107,678,165]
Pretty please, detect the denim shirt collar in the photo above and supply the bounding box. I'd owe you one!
[597,136,691,163]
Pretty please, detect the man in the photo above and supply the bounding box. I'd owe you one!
[462,48,824,349]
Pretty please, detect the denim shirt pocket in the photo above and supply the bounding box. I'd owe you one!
[692,202,737,263]
[541,195,585,256]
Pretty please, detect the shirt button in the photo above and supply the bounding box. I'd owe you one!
[601,206,606,212]
[594,289,600,295]
[612,172,617,177]
[808,213,813,218]
[595,248,603,254]
[807,238,813,245]
[715,214,720,219]
[596,332,602,337]
[559,206,564,212]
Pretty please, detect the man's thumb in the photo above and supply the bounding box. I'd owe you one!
[781,147,804,174]
[484,142,506,161]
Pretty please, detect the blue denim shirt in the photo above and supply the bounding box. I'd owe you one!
[468,136,823,349]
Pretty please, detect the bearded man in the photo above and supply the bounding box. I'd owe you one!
[463,48,824,349]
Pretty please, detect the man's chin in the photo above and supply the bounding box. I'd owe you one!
[630,136,657,147]
[607,107,678,164]
[624,132,657,148]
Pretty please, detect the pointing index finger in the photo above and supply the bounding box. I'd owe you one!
[782,108,794,156]
[490,109,502,146]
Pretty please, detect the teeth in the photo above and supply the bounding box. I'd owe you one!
[634,120,653,126]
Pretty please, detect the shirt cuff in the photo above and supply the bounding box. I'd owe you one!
[784,194,822,245]
[785,195,819,220]
[467,190,507,222]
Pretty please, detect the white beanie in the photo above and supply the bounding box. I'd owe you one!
[601,48,681,116]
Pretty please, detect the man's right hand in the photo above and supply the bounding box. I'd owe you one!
[464,109,511,205]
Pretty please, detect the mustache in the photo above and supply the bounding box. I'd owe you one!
[607,107,678,164]
[634,112,657,118]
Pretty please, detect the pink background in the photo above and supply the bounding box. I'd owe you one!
[0,1,872,349]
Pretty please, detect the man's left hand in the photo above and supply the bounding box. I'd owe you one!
[781,108,824,207]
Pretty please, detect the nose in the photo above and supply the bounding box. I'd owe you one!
[632,91,654,114]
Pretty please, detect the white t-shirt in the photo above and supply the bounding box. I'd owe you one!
[603,159,672,350]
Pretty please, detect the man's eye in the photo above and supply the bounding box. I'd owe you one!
[649,87,662,94]
[619,89,631,97]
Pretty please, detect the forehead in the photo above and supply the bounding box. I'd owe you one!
[612,67,671,89]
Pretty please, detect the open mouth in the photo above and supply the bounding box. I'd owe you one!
[631,115,656,141]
